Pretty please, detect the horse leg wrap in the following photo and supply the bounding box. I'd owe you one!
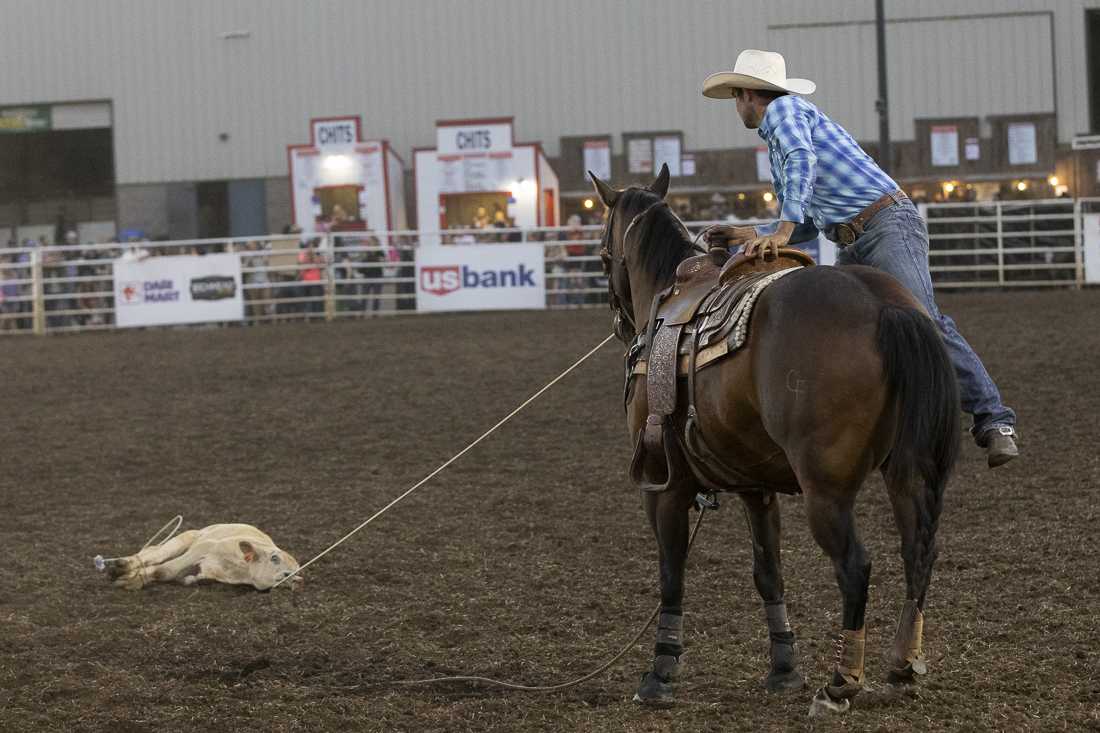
[827,628,865,699]
[891,600,927,676]
[765,601,797,672]
[655,611,684,659]
[765,601,791,635]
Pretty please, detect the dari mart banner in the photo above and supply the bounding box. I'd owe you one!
[416,244,545,312]
[114,254,244,327]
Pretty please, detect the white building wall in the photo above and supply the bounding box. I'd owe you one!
[1,0,1096,185]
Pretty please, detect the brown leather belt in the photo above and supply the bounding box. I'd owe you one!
[833,190,908,246]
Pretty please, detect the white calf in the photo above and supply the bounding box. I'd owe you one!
[99,524,302,591]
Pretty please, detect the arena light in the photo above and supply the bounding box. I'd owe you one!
[762,191,774,203]
[943,181,956,194]
[583,198,594,210]
[1016,181,1028,192]
[322,154,353,172]
[737,192,746,201]
[511,178,536,198]
[1048,175,1059,187]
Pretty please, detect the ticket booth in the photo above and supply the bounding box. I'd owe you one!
[287,116,407,235]
[414,117,560,246]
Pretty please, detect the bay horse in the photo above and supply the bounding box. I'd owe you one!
[591,164,960,716]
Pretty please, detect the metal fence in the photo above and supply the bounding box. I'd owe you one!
[923,198,1082,288]
[0,200,1091,336]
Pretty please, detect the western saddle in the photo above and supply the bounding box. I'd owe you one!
[627,246,815,493]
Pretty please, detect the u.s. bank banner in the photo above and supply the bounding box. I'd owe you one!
[416,244,545,312]
[1083,214,1100,284]
[114,254,244,327]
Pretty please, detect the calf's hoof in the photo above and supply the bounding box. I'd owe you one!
[765,668,805,692]
[102,557,131,581]
[807,686,850,717]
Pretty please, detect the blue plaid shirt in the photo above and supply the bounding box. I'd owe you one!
[755,95,898,239]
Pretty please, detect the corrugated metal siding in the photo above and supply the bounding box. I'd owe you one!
[0,0,1093,184]
[769,12,1055,142]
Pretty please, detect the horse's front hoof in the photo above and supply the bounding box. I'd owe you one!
[886,657,928,685]
[765,668,805,693]
[807,686,850,718]
[633,671,675,708]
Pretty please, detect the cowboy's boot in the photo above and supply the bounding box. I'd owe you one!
[978,425,1018,468]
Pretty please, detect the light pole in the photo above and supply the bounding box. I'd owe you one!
[876,0,891,173]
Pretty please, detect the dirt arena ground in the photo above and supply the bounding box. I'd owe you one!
[2,289,1098,732]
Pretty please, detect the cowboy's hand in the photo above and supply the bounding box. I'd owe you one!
[742,221,795,260]
[704,225,756,248]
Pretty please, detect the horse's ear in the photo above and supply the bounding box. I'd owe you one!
[649,163,671,199]
[589,172,618,209]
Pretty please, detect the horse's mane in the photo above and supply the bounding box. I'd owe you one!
[618,187,695,288]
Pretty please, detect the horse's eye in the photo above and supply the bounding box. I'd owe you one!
[271,554,280,564]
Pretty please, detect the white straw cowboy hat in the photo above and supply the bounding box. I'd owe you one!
[702,49,816,98]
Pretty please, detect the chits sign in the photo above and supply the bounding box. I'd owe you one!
[415,244,545,312]
[312,117,359,151]
[436,121,513,156]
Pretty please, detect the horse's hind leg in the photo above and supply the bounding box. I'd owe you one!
[738,492,803,692]
[884,478,941,683]
[804,491,871,716]
[633,486,696,706]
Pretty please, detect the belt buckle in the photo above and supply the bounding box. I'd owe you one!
[835,223,857,246]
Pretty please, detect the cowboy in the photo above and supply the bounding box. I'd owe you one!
[702,49,1018,467]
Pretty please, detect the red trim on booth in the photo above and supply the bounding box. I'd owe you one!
[286,143,320,230]
[436,116,514,128]
[381,141,394,232]
[382,140,407,168]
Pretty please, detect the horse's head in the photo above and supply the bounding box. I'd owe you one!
[589,164,689,343]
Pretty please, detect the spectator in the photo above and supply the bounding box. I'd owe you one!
[0,251,19,331]
[538,230,565,307]
[243,240,272,321]
[297,238,326,316]
[394,234,416,310]
[563,215,588,305]
[360,235,385,314]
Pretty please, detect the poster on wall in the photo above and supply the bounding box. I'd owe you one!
[583,140,611,181]
[491,152,512,183]
[416,244,546,312]
[965,137,980,161]
[439,155,464,193]
[463,155,492,191]
[680,154,696,177]
[1007,122,1037,165]
[114,254,244,328]
[756,147,772,182]
[628,138,653,174]
[653,136,682,177]
[931,125,959,166]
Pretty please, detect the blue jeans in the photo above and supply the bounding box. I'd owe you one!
[834,200,1016,436]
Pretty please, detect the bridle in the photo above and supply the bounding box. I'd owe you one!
[599,193,703,344]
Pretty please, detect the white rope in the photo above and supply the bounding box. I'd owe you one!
[273,332,617,588]
[142,515,183,549]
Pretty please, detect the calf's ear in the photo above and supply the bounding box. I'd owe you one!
[239,540,257,563]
